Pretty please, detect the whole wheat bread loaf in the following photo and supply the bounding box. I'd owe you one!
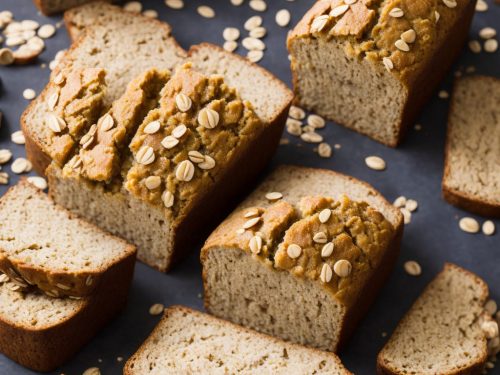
[201,165,403,352]
[124,306,352,374]
[33,0,108,16]
[377,263,497,375]
[287,0,476,146]
[443,75,500,217]
[0,180,136,298]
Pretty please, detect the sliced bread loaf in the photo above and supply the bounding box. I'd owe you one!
[377,263,497,375]
[48,61,291,272]
[443,75,500,217]
[124,306,352,374]
[201,165,403,352]
[287,0,476,146]
[0,266,132,372]
[0,180,136,298]
[21,3,186,175]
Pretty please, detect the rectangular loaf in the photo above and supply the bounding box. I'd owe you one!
[377,263,497,375]
[442,75,500,217]
[0,180,136,298]
[201,165,403,352]
[124,305,352,374]
[287,0,476,146]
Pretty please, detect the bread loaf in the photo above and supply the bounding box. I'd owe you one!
[287,0,476,146]
[443,75,500,217]
[33,0,108,16]
[0,180,136,298]
[47,62,291,271]
[124,306,352,374]
[377,263,497,375]
[201,165,403,352]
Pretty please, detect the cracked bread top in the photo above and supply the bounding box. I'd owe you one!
[37,68,106,166]
[59,63,264,221]
[203,194,394,309]
[288,0,470,85]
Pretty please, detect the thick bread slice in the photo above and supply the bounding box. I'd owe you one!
[377,263,496,375]
[0,267,132,372]
[124,306,352,374]
[443,75,500,217]
[64,1,157,42]
[0,180,136,298]
[287,0,476,147]
[201,165,403,352]
[33,0,109,16]
[21,3,186,176]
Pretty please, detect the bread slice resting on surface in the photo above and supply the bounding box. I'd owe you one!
[443,75,500,217]
[124,306,352,375]
[377,263,499,375]
[0,180,136,298]
[201,165,403,352]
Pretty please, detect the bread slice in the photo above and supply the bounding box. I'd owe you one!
[443,76,500,217]
[124,306,352,374]
[33,0,107,16]
[287,0,476,146]
[377,263,497,375]
[0,266,132,372]
[201,165,403,352]
[21,2,186,175]
[0,180,136,298]
[47,60,290,272]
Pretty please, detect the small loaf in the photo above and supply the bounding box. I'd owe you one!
[377,263,498,375]
[0,180,136,298]
[201,165,403,352]
[287,0,476,146]
[443,75,500,217]
[124,306,352,374]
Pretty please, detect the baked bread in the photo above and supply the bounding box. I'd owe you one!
[201,165,403,352]
[22,2,186,175]
[0,180,136,298]
[287,0,476,146]
[0,266,132,372]
[124,305,352,374]
[33,0,109,16]
[377,263,498,375]
[47,62,291,272]
[443,75,500,217]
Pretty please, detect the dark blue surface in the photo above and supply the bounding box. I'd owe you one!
[0,1,498,374]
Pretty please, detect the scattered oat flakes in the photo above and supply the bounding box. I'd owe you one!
[287,244,302,259]
[123,1,142,12]
[469,40,482,53]
[479,27,496,40]
[249,0,267,12]
[0,172,8,185]
[484,39,498,53]
[0,48,14,65]
[242,37,265,51]
[414,124,422,131]
[149,303,164,316]
[165,0,184,9]
[442,0,457,8]
[459,217,480,233]
[243,217,260,229]
[247,50,264,62]
[301,132,323,143]
[400,207,411,224]
[389,7,404,18]
[365,156,386,171]
[143,9,158,18]
[333,260,352,277]
[404,260,421,276]
[265,191,283,201]
[318,142,332,158]
[197,5,215,18]
[406,199,418,212]
[438,90,449,99]
[11,157,31,174]
[223,41,238,52]
[38,24,56,39]
[482,220,495,236]
[82,368,101,375]
[11,130,25,145]
[249,235,263,254]
[27,176,47,190]
[223,27,240,41]
[23,88,36,100]
[320,263,333,283]
[250,26,266,39]
[244,16,262,31]
[275,9,291,27]
[289,106,306,120]
[0,149,12,164]
[307,114,325,129]
[475,0,488,11]
[231,0,244,5]
[321,242,334,258]
[393,196,407,208]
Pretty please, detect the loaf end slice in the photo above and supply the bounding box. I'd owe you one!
[443,75,500,217]
[124,306,352,374]
[202,165,403,352]
[377,263,496,375]
[0,180,136,298]
[0,265,132,372]
[287,0,475,146]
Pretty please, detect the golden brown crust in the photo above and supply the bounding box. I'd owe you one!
[376,263,489,375]
[124,305,353,375]
[287,0,476,147]
[442,75,500,218]
[0,251,135,372]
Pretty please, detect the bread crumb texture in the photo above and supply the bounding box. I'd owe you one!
[290,0,468,84]
[204,194,394,305]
